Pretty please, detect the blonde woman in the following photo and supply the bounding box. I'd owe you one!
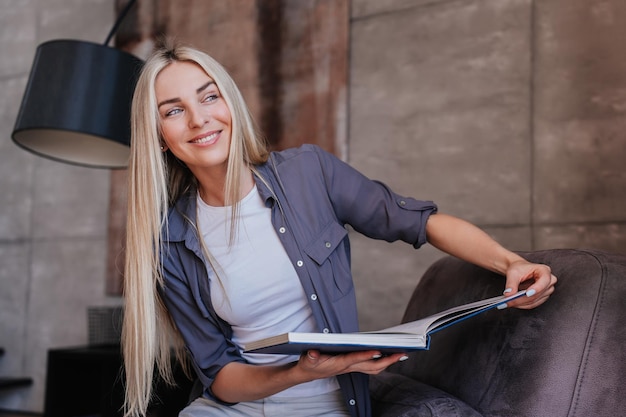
[122,40,557,417]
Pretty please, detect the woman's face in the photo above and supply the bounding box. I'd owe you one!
[155,61,232,174]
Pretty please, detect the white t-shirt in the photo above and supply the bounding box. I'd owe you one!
[196,186,339,398]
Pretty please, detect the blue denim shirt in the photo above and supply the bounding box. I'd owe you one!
[160,144,437,417]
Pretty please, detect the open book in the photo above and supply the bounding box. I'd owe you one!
[244,290,526,355]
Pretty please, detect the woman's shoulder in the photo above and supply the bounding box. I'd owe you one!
[271,143,323,158]
[266,143,337,169]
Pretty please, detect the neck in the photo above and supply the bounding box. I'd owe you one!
[196,165,254,207]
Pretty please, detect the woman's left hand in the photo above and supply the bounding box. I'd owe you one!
[502,260,557,309]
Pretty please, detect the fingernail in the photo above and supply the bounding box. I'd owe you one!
[372,354,382,359]
[503,288,513,294]
[497,303,508,310]
[526,289,536,297]
[399,355,409,361]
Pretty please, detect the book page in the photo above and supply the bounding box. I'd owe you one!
[371,290,526,335]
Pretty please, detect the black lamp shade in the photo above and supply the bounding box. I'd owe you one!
[12,40,143,169]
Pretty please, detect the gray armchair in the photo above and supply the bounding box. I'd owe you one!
[370,249,626,417]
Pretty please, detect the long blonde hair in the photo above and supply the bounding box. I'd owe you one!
[122,39,269,417]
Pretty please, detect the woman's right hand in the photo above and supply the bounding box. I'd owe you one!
[296,350,409,381]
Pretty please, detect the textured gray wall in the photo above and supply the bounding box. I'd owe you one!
[1,0,626,413]
[350,0,626,331]
[0,0,121,412]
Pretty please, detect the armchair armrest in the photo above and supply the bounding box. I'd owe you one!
[388,249,626,417]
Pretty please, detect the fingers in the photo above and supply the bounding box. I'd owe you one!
[303,349,380,365]
[340,352,409,375]
[300,350,409,377]
[502,259,557,310]
[507,269,557,310]
[306,350,319,362]
[515,273,557,309]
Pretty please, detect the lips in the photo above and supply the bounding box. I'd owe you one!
[190,131,220,145]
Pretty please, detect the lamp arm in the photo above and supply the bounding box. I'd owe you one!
[104,0,138,46]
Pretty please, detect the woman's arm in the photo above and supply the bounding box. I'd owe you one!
[211,350,407,403]
[425,213,557,309]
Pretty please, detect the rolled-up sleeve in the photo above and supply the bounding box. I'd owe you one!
[312,146,437,248]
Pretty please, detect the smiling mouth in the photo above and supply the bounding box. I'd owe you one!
[191,131,220,144]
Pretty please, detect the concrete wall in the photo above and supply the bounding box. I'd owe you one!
[1,0,626,412]
[350,0,626,331]
[0,0,121,412]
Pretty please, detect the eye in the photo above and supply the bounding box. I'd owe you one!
[202,93,219,103]
[163,107,182,118]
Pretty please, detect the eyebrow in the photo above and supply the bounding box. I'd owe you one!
[157,80,216,109]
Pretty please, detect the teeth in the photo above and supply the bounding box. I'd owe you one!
[192,132,218,143]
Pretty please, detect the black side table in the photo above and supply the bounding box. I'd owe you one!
[44,345,193,417]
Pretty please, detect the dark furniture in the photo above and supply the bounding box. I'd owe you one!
[44,345,193,417]
[44,346,124,417]
[371,249,626,417]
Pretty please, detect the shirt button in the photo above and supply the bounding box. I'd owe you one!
[325,241,331,248]
[399,200,407,206]
[349,399,356,406]
[310,294,318,301]
[322,328,329,333]
[279,227,286,233]
[296,260,304,267]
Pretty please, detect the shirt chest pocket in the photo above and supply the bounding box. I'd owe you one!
[303,221,353,301]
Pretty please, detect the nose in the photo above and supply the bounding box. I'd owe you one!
[187,103,208,128]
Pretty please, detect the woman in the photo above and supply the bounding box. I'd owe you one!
[122,40,557,417]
